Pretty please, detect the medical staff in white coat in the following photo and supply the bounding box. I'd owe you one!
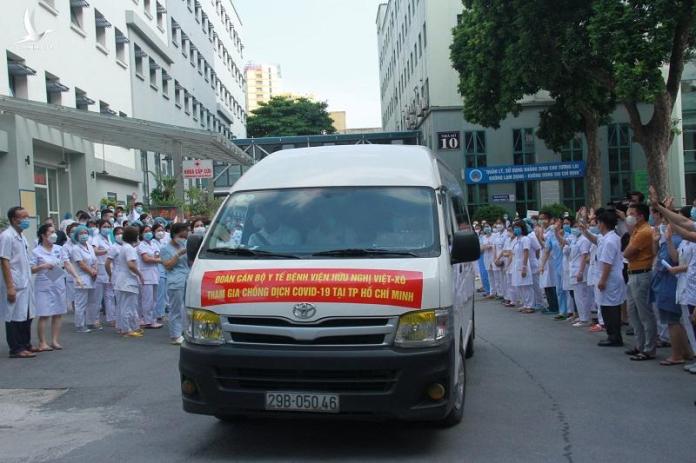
[1,207,36,358]
[152,222,170,322]
[69,225,98,333]
[137,225,163,329]
[92,219,116,328]
[480,225,496,298]
[511,221,535,313]
[569,227,593,326]
[31,224,82,351]
[112,226,145,337]
[492,221,506,299]
[555,219,577,320]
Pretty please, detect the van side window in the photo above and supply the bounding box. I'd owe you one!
[452,195,469,229]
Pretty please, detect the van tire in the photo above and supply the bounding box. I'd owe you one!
[465,334,474,359]
[215,414,246,423]
[438,347,466,427]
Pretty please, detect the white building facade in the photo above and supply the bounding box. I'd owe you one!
[244,63,282,113]
[376,0,686,214]
[0,0,247,225]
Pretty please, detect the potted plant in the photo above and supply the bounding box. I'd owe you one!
[149,176,182,220]
[185,186,223,220]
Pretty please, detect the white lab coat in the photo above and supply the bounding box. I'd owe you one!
[0,227,34,321]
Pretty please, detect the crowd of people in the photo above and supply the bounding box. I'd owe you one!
[473,188,696,374]
[1,202,197,358]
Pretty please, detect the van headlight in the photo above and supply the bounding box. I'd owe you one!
[394,308,451,348]
[185,309,224,345]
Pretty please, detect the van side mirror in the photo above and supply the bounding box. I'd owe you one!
[187,234,204,261]
[450,231,480,264]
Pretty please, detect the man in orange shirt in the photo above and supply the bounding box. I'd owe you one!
[623,203,657,360]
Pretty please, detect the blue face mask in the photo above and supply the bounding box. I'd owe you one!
[143,232,153,241]
[691,207,696,221]
[563,224,571,234]
[100,228,111,237]
[79,234,89,243]
[571,228,581,237]
[513,227,522,237]
[19,219,31,230]
[648,215,655,226]
[589,226,600,235]
[135,206,143,214]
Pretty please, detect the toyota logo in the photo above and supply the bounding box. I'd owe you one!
[292,303,317,320]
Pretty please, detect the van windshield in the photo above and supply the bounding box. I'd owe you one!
[201,186,440,259]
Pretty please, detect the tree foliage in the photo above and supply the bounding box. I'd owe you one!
[451,0,696,203]
[246,96,337,138]
[472,205,510,224]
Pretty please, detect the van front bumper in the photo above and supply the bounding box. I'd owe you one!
[179,341,455,421]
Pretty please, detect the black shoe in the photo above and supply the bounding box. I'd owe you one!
[624,348,640,356]
[598,340,624,347]
[625,328,635,336]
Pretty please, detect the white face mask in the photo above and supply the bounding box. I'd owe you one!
[48,233,58,244]
[625,216,637,227]
[155,231,166,240]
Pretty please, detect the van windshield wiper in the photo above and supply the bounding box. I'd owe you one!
[206,247,301,259]
[312,248,419,257]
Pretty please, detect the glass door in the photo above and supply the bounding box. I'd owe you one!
[34,166,60,223]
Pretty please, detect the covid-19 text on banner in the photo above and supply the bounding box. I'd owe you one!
[464,161,586,185]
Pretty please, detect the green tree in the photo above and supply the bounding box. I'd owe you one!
[246,96,337,138]
[472,205,509,223]
[450,0,615,208]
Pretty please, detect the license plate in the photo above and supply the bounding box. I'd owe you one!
[265,392,339,413]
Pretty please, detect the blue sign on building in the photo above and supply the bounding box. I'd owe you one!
[464,161,586,185]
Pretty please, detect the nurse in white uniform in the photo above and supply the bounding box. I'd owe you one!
[113,226,145,337]
[137,226,163,329]
[69,225,98,333]
[92,219,115,328]
[31,224,82,351]
[511,221,534,313]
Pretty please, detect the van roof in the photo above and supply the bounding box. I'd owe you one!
[231,145,442,191]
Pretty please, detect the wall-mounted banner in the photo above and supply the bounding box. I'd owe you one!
[464,161,586,185]
[437,131,461,150]
[201,268,424,309]
[491,193,516,203]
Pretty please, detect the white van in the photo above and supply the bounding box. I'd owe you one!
[180,145,479,425]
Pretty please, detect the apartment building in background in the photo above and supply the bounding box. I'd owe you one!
[376,0,686,214]
[0,0,247,225]
[244,63,281,112]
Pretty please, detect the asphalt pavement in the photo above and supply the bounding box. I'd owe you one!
[1,297,695,463]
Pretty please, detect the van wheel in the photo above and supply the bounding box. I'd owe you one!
[215,414,246,423]
[438,348,466,427]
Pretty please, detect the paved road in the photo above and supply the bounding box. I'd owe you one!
[1,297,694,463]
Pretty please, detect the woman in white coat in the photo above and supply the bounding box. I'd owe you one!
[113,226,145,337]
[137,225,163,329]
[91,219,115,328]
[31,224,82,351]
[511,221,535,313]
[69,225,98,333]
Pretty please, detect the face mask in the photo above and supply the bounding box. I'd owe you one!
[513,227,522,237]
[483,227,491,235]
[194,227,206,235]
[116,215,124,222]
[571,228,581,237]
[176,238,187,247]
[625,216,637,227]
[108,217,115,224]
[589,226,599,235]
[691,207,696,221]
[648,215,655,226]
[503,215,508,220]
[495,225,503,232]
[48,233,58,244]
[100,228,111,237]
[659,224,667,235]
[19,219,31,230]
[89,228,98,236]
[143,232,153,241]
[563,224,571,234]
[79,234,89,243]
[155,231,165,240]
[135,206,143,214]
[114,234,123,244]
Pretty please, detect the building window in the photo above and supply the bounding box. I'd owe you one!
[608,124,633,201]
[171,18,180,46]
[134,44,146,77]
[156,2,166,29]
[161,70,170,96]
[143,0,152,18]
[683,123,696,203]
[423,23,427,48]
[94,10,111,49]
[114,28,129,63]
[174,81,182,107]
[100,101,116,116]
[184,92,190,114]
[560,137,585,213]
[45,72,68,105]
[149,58,159,89]
[70,0,87,30]
[513,128,538,214]
[7,53,35,99]
[75,87,94,110]
[464,130,488,217]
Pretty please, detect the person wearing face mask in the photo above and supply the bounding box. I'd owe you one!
[69,225,98,333]
[582,217,605,331]
[500,226,517,307]
[524,218,543,311]
[1,207,38,358]
[161,223,191,345]
[128,202,145,224]
[106,227,124,332]
[539,213,562,314]
[491,220,506,299]
[510,220,535,313]
[86,220,99,246]
[622,203,657,361]
[91,219,115,329]
[137,226,163,329]
[568,222,593,327]
[480,225,496,298]
[475,224,491,296]
[554,218,577,320]
[111,227,145,338]
[31,224,82,351]
[152,223,170,322]
[63,222,78,314]
[192,219,207,237]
